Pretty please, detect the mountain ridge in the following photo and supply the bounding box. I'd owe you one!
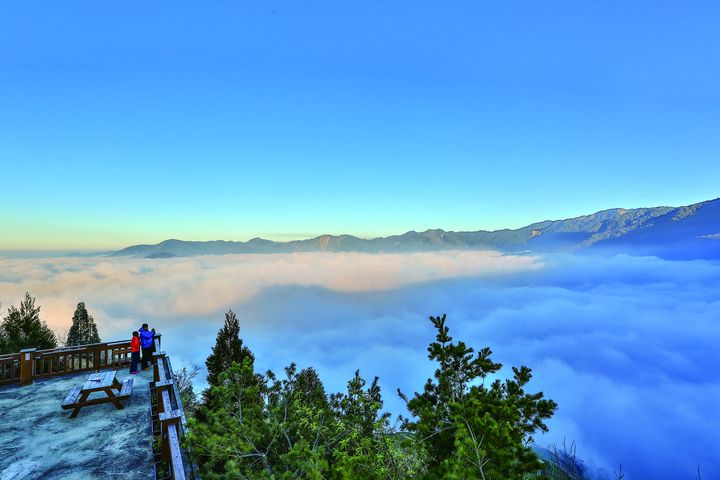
[111,198,720,260]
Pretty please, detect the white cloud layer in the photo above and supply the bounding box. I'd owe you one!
[0,251,538,333]
[1,251,718,479]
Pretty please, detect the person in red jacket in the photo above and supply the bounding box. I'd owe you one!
[130,331,141,374]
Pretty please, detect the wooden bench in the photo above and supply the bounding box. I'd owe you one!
[61,371,129,418]
[117,378,133,399]
[61,385,83,409]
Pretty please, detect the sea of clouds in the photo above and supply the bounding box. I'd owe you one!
[1,250,718,479]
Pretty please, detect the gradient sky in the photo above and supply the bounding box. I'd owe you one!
[1,1,719,250]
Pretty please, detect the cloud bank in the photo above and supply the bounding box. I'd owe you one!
[1,251,718,479]
[0,250,538,333]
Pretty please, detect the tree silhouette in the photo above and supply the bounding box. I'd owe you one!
[205,309,254,386]
[0,292,57,354]
[66,302,101,346]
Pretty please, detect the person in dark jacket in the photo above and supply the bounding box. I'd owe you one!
[150,326,157,355]
[130,331,141,374]
[138,323,155,370]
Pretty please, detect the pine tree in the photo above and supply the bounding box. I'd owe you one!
[66,302,101,346]
[188,360,393,479]
[186,312,557,479]
[0,307,6,354]
[0,292,57,354]
[294,366,329,409]
[400,314,558,480]
[205,310,255,386]
[189,358,266,479]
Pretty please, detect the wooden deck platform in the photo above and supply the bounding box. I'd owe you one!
[0,369,154,480]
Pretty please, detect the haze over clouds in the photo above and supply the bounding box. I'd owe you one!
[1,251,718,478]
[0,250,539,332]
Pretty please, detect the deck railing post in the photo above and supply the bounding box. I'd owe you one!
[153,351,167,382]
[159,410,184,478]
[19,347,37,386]
[94,349,101,371]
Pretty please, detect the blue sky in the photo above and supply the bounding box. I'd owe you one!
[1,1,719,249]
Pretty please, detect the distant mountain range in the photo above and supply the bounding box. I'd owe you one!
[111,198,720,260]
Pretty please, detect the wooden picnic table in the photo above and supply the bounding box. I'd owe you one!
[61,370,133,418]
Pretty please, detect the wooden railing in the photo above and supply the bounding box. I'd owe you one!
[150,336,197,480]
[0,337,163,386]
[32,339,135,380]
[0,353,20,386]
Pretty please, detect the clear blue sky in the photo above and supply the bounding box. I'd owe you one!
[1,1,719,249]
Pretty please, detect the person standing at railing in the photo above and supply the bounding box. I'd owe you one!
[150,327,157,356]
[129,331,141,374]
[138,324,155,370]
